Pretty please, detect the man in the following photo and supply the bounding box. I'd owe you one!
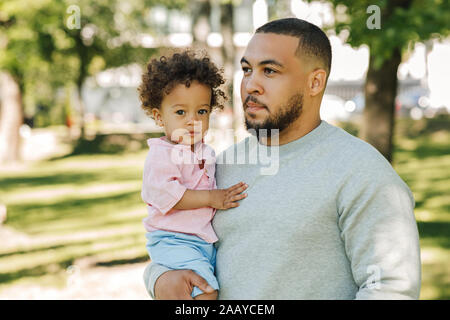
[143,18,421,299]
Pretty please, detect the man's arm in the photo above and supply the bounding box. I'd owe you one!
[143,262,214,299]
[338,161,421,299]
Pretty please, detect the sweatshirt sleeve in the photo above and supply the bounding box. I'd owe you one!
[338,154,421,300]
[143,262,172,299]
[141,145,187,215]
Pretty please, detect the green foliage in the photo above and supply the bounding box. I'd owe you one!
[325,0,450,69]
[0,0,188,122]
[34,102,66,127]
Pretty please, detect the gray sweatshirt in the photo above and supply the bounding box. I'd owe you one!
[144,120,421,299]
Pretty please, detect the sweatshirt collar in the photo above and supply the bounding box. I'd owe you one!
[248,120,333,156]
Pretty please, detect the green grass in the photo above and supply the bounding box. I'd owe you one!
[0,151,151,291]
[392,117,450,299]
[0,118,449,298]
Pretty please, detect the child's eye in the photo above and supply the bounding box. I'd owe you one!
[175,110,185,115]
[198,109,209,115]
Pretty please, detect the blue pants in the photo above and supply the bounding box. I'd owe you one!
[145,230,219,297]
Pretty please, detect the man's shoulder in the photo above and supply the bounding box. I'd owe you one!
[327,124,388,164]
[330,125,410,188]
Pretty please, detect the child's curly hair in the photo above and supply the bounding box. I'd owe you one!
[138,50,227,119]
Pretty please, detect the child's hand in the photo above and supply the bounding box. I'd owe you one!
[209,182,248,210]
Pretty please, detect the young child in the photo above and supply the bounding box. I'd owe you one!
[138,50,248,300]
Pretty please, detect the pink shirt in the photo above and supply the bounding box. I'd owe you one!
[141,137,218,243]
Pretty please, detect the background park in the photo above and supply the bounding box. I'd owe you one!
[0,0,449,299]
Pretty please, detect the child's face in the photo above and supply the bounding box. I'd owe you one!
[152,81,212,146]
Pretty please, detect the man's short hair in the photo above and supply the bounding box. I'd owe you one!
[256,18,332,79]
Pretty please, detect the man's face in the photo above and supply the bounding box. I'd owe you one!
[240,33,308,135]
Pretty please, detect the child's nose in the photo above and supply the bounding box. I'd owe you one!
[187,118,202,129]
[187,115,200,124]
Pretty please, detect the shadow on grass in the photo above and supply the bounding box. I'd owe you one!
[417,221,450,249]
[1,168,141,191]
[6,190,141,228]
[412,143,450,159]
[95,255,149,267]
[0,243,68,259]
[395,140,450,160]
[0,258,75,285]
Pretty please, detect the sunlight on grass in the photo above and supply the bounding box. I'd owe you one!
[4,181,141,204]
[419,247,450,299]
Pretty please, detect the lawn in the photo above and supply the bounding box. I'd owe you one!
[392,116,450,299]
[0,150,152,290]
[0,116,448,299]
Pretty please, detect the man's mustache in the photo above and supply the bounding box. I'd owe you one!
[244,95,268,109]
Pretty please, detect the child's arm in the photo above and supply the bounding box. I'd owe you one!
[173,182,248,210]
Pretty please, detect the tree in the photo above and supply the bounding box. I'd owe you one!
[219,0,237,131]
[328,0,450,162]
[191,0,212,49]
[0,0,174,163]
[41,0,163,137]
[0,1,43,163]
[189,0,237,131]
[0,71,22,163]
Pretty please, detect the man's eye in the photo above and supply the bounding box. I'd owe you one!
[198,109,209,115]
[242,67,251,74]
[175,110,185,115]
[264,68,276,75]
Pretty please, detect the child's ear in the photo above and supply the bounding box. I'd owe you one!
[151,108,163,127]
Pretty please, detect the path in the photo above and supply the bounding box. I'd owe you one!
[0,259,150,300]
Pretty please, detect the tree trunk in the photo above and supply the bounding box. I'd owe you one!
[360,48,402,163]
[75,32,88,139]
[220,2,236,131]
[191,0,211,50]
[0,72,23,164]
[76,81,86,139]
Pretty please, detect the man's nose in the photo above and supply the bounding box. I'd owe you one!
[244,74,264,95]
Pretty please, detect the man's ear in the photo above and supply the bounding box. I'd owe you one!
[308,69,327,97]
[151,108,163,127]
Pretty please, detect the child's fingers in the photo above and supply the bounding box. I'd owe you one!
[228,193,247,202]
[228,182,247,192]
[228,182,248,194]
[224,202,239,209]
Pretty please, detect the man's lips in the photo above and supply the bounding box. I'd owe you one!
[246,101,266,112]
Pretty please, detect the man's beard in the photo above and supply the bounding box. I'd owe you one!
[244,93,304,140]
